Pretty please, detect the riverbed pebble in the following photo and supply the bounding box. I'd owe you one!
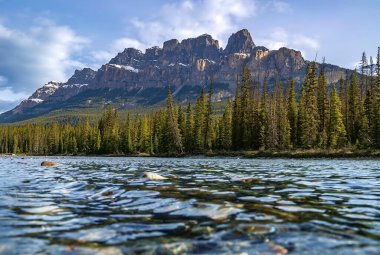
[143,172,168,180]
[41,161,56,166]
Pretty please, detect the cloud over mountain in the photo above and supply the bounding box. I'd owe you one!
[0,19,87,102]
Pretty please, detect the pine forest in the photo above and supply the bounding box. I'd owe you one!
[1,53,380,156]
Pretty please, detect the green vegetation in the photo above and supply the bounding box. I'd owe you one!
[1,56,380,156]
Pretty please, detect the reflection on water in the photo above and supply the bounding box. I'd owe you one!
[0,156,380,254]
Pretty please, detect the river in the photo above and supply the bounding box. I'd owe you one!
[0,156,379,254]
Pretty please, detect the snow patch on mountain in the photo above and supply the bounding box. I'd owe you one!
[29,98,44,103]
[108,64,139,73]
[61,84,88,89]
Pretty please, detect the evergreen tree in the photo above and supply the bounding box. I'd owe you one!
[81,118,90,153]
[165,86,183,153]
[266,92,278,148]
[287,79,298,147]
[194,88,207,151]
[99,105,119,154]
[184,103,194,152]
[204,78,214,150]
[123,114,133,154]
[258,78,268,149]
[276,82,291,149]
[47,122,59,154]
[297,86,307,147]
[240,67,252,149]
[177,105,186,138]
[373,47,380,148]
[328,86,347,148]
[232,75,241,150]
[138,116,150,153]
[219,100,232,150]
[12,134,18,154]
[347,72,361,144]
[297,64,319,147]
[317,69,328,147]
[360,51,368,100]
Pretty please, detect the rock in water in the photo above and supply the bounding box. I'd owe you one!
[41,161,56,166]
[143,172,168,180]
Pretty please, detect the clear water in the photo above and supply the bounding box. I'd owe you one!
[0,156,380,254]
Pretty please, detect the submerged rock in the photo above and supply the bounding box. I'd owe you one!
[41,161,56,166]
[270,243,288,254]
[143,172,168,180]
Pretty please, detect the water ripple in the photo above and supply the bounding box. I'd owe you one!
[0,156,379,254]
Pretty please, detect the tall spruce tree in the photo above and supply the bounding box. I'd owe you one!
[373,47,380,148]
[204,78,214,150]
[165,86,183,154]
[328,86,347,148]
[287,79,298,147]
[299,63,319,147]
[240,67,252,149]
[194,88,207,151]
[360,52,368,100]
[317,69,328,147]
[259,78,268,149]
[177,105,186,138]
[232,75,241,150]
[219,100,232,150]
[276,82,291,149]
[347,72,361,144]
[98,105,119,154]
[184,103,194,152]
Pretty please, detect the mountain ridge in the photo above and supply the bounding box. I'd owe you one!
[0,28,351,123]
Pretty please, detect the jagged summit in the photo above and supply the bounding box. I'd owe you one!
[224,29,255,55]
[109,48,144,65]
[67,68,96,85]
[0,28,350,123]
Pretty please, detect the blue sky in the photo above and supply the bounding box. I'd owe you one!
[0,0,379,112]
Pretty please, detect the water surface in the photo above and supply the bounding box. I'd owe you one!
[0,156,380,254]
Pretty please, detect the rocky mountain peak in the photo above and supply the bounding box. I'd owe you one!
[145,46,163,60]
[183,34,220,48]
[180,33,221,60]
[224,28,255,55]
[0,28,351,123]
[163,39,180,52]
[109,48,144,65]
[29,81,61,101]
[67,68,96,85]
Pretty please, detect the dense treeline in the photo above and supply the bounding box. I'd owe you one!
[1,51,380,155]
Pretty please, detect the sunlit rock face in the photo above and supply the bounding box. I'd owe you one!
[0,28,351,123]
[224,28,256,55]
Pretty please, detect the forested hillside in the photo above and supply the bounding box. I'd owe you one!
[1,48,379,156]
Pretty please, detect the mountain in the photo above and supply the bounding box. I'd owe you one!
[0,29,351,123]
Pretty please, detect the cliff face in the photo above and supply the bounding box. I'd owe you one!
[0,29,351,123]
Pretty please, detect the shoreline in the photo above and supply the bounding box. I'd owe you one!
[2,149,380,159]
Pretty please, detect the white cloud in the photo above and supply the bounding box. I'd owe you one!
[90,37,145,64]
[0,76,8,86]
[293,34,319,50]
[0,100,21,114]
[0,19,88,102]
[0,87,28,101]
[256,27,319,60]
[112,37,143,51]
[90,50,114,63]
[0,86,28,113]
[272,1,291,13]
[129,0,257,48]
[258,27,288,50]
[349,61,361,70]
[90,0,257,65]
